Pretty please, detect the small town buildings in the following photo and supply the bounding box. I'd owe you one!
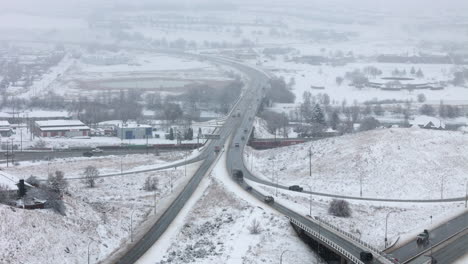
[34,120,90,137]
[116,124,153,139]
[0,121,13,137]
[411,116,446,130]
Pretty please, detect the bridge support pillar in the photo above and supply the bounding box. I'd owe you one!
[340,256,346,264]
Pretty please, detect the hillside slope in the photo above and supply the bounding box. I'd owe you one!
[249,127,468,199]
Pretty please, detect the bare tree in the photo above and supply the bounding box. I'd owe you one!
[84,166,99,188]
[248,218,262,234]
[143,176,159,192]
[47,170,68,194]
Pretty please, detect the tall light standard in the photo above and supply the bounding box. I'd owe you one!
[309,147,312,177]
[120,156,123,175]
[465,181,467,208]
[87,239,94,264]
[306,185,313,216]
[279,249,290,264]
[154,191,158,214]
[130,210,136,242]
[385,211,395,248]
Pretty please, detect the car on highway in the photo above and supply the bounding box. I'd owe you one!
[245,185,252,191]
[416,229,429,246]
[4,152,14,157]
[233,169,243,182]
[82,151,94,157]
[288,185,303,192]
[235,143,240,147]
[91,148,103,153]
[244,129,248,133]
[360,251,373,262]
[264,196,274,203]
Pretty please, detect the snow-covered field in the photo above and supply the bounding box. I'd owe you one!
[0,151,200,264]
[247,127,468,200]
[261,58,468,105]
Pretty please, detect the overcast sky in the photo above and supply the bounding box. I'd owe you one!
[1,0,467,19]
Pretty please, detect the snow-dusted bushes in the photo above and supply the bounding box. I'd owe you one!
[328,199,351,218]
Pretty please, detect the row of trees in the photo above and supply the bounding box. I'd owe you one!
[1,79,245,127]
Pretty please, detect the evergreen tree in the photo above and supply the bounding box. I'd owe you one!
[168,127,174,140]
[410,66,416,75]
[330,110,340,130]
[416,68,424,78]
[311,104,326,125]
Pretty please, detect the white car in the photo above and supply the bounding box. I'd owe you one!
[91,148,103,153]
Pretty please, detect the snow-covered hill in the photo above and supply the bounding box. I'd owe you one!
[249,127,468,200]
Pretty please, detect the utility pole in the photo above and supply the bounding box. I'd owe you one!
[6,141,9,167]
[146,135,148,155]
[10,138,14,164]
[20,127,23,152]
[309,147,312,177]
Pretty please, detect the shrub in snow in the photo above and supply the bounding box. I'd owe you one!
[328,199,351,218]
[143,176,159,192]
[248,218,262,234]
[33,139,47,148]
[360,117,380,131]
[0,184,12,203]
[83,166,99,188]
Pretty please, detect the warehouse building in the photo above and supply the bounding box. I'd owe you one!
[34,120,90,137]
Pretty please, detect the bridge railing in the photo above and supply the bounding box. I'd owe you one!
[314,217,398,264]
[289,217,366,264]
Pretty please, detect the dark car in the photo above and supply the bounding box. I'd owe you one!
[83,151,94,157]
[360,251,373,262]
[235,143,240,147]
[233,170,243,182]
[416,229,429,247]
[245,186,253,191]
[264,196,274,203]
[288,185,303,192]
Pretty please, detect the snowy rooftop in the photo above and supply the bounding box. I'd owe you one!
[121,124,152,129]
[0,171,25,191]
[411,116,446,129]
[40,126,90,132]
[35,119,86,127]
[0,120,11,127]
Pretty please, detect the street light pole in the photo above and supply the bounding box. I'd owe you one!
[87,239,93,264]
[465,181,467,208]
[385,211,395,248]
[120,156,123,175]
[309,147,312,177]
[279,249,290,264]
[130,210,135,242]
